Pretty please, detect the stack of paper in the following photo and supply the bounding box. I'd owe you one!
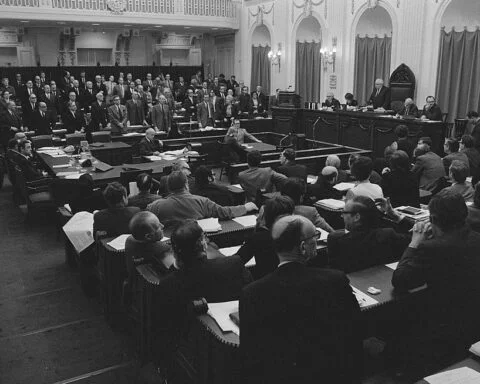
[144,155,163,161]
[63,212,94,253]
[230,184,243,190]
[315,199,345,211]
[219,246,256,267]
[208,301,240,335]
[333,182,356,192]
[395,206,429,221]
[57,171,80,177]
[233,215,257,228]
[469,340,480,357]
[424,367,480,384]
[65,173,83,180]
[351,286,378,309]
[315,227,329,242]
[385,262,399,270]
[307,176,318,184]
[197,218,222,233]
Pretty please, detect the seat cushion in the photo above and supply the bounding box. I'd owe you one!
[29,191,54,204]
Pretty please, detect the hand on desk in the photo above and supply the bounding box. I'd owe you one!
[244,202,258,212]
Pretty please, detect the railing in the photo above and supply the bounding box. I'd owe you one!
[0,0,237,17]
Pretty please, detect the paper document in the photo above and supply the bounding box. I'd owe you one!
[63,212,94,253]
[161,155,177,161]
[316,199,345,210]
[64,173,83,180]
[144,155,163,161]
[385,262,399,271]
[107,234,130,251]
[333,182,356,192]
[197,218,222,233]
[424,367,480,384]
[307,176,318,184]
[469,341,480,357]
[395,206,429,221]
[231,184,243,190]
[208,301,240,335]
[316,227,329,242]
[37,147,58,151]
[128,182,139,197]
[351,286,379,309]
[123,132,143,137]
[63,204,72,213]
[219,246,241,257]
[233,215,257,228]
[56,171,79,177]
[52,164,70,169]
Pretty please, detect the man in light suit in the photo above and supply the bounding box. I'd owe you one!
[224,119,261,145]
[112,77,128,104]
[367,78,391,110]
[108,96,128,135]
[151,95,171,133]
[197,94,215,128]
[238,150,287,202]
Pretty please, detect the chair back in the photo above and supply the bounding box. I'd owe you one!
[66,133,86,146]
[14,165,29,203]
[31,135,53,149]
[91,131,112,143]
[120,168,153,195]
[454,119,469,139]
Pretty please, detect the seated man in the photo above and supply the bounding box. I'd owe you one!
[392,192,480,373]
[224,119,261,145]
[276,148,307,181]
[147,171,257,228]
[308,166,344,201]
[397,98,419,118]
[238,150,287,202]
[125,211,172,279]
[138,128,163,157]
[443,160,474,201]
[345,156,384,201]
[128,173,161,210]
[16,140,47,181]
[240,215,362,384]
[323,92,341,110]
[420,96,443,121]
[467,182,480,232]
[93,182,141,237]
[190,165,234,206]
[328,196,410,273]
[460,134,480,182]
[280,177,333,232]
[391,124,415,159]
[70,173,107,214]
[411,138,445,191]
[443,138,469,173]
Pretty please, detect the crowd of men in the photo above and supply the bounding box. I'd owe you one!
[0,70,273,150]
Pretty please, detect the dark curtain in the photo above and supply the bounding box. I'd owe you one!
[251,45,271,94]
[436,29,480,121]
[353,35,392,105]
[295,41,322,102]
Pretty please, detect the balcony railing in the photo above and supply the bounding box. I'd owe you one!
[0,0,237,18]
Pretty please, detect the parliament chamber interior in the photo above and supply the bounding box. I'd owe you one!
[1,0,480,383]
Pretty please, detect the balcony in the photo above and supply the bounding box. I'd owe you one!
[0,0,239,29]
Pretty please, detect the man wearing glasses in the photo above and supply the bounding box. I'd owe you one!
[240,215,362,383]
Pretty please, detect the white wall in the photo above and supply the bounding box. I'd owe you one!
[442,0,480,31]
[251,24,271,46]
[296,16,321,42]
[356,7,393,37]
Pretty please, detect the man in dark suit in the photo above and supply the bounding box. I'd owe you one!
[108,96,128,135]
[40,85,59,117]
[93,182,141,237]
[392,191,480,375]
[420,96,443,121]
[63,102,85,134]
[151,96,171,133]
[124,82,136,102]
[89,92,110,133]
[240,214,363,384]
[22,93,38,130]
[92,75,107,96]
[183,89,197,120]
[79,71,88,91]
[397,98,419,118]
[20,80,35,105]
[276,148,308,181]
[0,101,22,150]
[16,140,47,181]
[196,94,215,128]
[126,93,147,126]
[13,73,24,99]
[174,76,187,102]
[367,78,391,110]
[112,77,127,104]
[82,82,97,113]
[30,102,56,135]
[323,92,341,110]
[139,128,163,156]
[238,150,287,202]
[238,86,251,114]
[33,75,44,97]
[127,174,161,210]
[1,78,16,99]
[411,138,446,191]
[227,75,239,93]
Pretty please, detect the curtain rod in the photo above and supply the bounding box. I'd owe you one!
[356,33,392,38]
[441,26,480,31]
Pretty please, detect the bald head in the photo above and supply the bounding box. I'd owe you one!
[172,160,190,176]
[129,211,164,242]
[145,128,156,140]
[272,215,317,263]
[375,79,384,89]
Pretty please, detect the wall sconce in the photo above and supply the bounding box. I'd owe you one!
[268,43,282,71]
[320,37,337,72]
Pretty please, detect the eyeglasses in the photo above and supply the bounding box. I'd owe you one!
[300,229,321,242]
[341,210,357,216]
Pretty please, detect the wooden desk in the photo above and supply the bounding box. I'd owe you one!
[415,356,480,383]
[89,141,132,165]
[241,142,277,153]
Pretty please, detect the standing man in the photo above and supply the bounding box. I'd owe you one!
[63,102,85,134]
[183,88,197,120]
[22,93,38,130]
[1,78,16,99]
[113,77,127,104]
[197,94,215,128]
[108,96,128,135]
[151,95,171,133]
[31,102,55,135]
[240,215,362,383]
[90,92,110,133]
[367,78,391,110]
[40,84,58,117]
[126,93,147,127]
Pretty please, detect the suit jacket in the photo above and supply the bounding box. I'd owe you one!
[392,228,480,344]
[63,110,85,134]
[381,169,420,208]
[328,227,410,273]
[471,120,480,149]
[398,103,419,117]
[368,86,391,109]
[126,99,145,125]
[92,82,107,96]
[183,96,197,119]
[221,103,238,121]
[21,101,38,129]
[138,137,162,156]
[238,93,251,113]
[293,205,332,232]
[443,183,474,201]
[412,151,446,191]
[93,206,141,237]
[30,110,56,135]
[16,154,44,181]
[128,191,161,210]
[323,98,341,110]
[40,92,59,116]
[89,101,109,132]
[238,227,277,279]
[151,103,172,132]
[197,101,215,127]
[33,84,44,97]
[462,148,480,179]
[107,104,128,135]
[112,84,127,103]
[421,104,443,121]
[20,86,35,105]
[0,85,16,98]
[0,109,22,144]
[443,151,470,173]
[240,262,362,384]
[396,137,415,159]
[81,89,97,112]
[238,167,287,202]
[174,82,187,101]
[276,162,308,181]
[224,128,258,145]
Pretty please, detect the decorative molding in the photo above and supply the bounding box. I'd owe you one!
[106,0,127,14]
[248,2,275,27]
[292,0,327,22]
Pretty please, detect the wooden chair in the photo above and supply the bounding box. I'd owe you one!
[120,168,153,195]
[31,135,53,149]
[217,141,234,181]
[454,119,469,139]
[65,133,86,146]
[91,131,112,143]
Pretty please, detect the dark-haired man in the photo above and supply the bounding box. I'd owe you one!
[411,138,445,191]
[420,96,443,121]
[345,156,384,201]
[276,148,308,181]
[442,138,469,173]
[16,140,47,181]
[460,134,480,183]
[240,215,362,384]
[128,173,161,210]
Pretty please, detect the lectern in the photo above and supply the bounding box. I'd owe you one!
[278,92,301,108]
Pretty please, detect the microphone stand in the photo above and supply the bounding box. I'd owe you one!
[312,116,321,147]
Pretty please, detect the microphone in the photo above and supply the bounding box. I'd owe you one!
[312,116,321,128]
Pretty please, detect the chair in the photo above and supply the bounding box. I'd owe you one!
[31,135,53,149]
[442,113,449,123]
[454,119,469,139]
[91,131,112,143]
[66,133,86,146]
[14,166,55,219]
[120,168,153,195]
[217,141,234,181]
[187,154,207,172]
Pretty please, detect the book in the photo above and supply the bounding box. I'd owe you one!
[197,218,222,233]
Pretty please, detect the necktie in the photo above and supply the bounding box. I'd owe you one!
[41,111,44,118]
[31,103,35,110]
[376,89,380,97]
[207,102,211,118]
[28,88,31,95]
[118,105,122,119]
[53,91,56,97]
[46,93,50,100]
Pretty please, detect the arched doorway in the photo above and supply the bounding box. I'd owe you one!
[353,6,393,105]
[250,25,271,94]
[295,16,322,103]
